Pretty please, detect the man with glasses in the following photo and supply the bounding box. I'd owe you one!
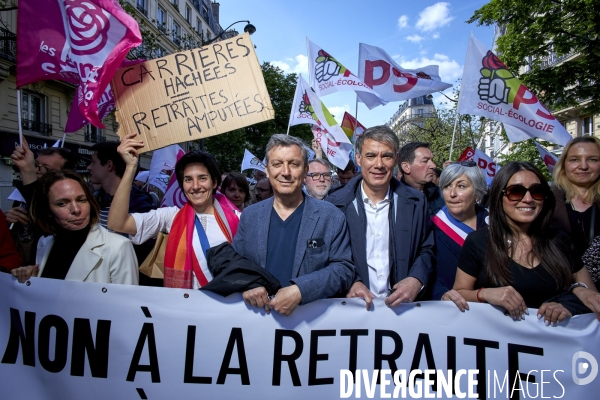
[254,178,273,202]
[304,159,332,200]
[326,126,434,310]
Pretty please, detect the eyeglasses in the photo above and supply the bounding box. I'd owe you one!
[502,184,547,202]
[35,162,51,174]
[306,172,332,181]
[453,161,477,167]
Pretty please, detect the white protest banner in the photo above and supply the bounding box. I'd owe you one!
[112,33,274,153]
[534,141,559,174]
[289,75,351,150]
[311,126,352,170]
[307,38,384,105]
[457,146,498,186]
[457,34,572,146]
[358,43,452,109]
[1,274,599,399]
[241,149,266,173]
[148,144,184,193]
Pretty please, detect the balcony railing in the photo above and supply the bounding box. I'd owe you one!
[388,112,435,127]
[0,27,16,61]
[136,4,148,17]
[85,131,106,143]
[540,51,576,69]
[21,119,52,136]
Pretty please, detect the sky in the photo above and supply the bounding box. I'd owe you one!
[217,0,495,128]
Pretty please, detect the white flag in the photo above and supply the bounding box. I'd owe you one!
[457,146,499,186]
[288,75,351,147]
[7,188,26,203]
[307,38,385,106]
[148,145,184,193]
[241,149,266,173]
[311,126,352,170]
[457,34,572,146]
[534,141,559,174]
[52,140,60,148]
[357,43,452,109]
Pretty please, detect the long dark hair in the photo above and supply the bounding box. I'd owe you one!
[31,170,100,235]
[485,162,571,289]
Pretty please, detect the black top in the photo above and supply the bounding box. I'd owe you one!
[41,225,91,280]
[265,200,305,287]
[458,227,582,308]
[566,204,600,260]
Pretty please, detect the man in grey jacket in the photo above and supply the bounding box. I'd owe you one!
[232,134,355,315]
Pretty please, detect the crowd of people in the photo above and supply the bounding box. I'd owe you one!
[2,126,600,325]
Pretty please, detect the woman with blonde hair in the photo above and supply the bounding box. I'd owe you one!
[552,136,600,290]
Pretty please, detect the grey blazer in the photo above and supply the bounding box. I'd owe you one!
[232,194,355,304]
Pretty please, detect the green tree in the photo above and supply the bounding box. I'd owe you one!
[497,133,555,181]
[203,62,312,173]
[398,89,491,166]
[468,0,600,114]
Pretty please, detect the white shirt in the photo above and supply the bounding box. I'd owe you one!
[130,207,227,288]
[361,182,392,298]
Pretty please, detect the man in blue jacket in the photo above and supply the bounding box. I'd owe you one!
[326,126,434,310]
[232,134,355,315]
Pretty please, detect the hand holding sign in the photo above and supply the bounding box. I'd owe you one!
[117,132,144,168]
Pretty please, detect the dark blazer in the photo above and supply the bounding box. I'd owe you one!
[430,205,488,300]
[325,175,434,290]
[231,194,355,304]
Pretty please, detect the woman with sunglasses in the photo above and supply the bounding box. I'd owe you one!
[446,162,600,325]
[431,161,488,300]
[552,136,600,291]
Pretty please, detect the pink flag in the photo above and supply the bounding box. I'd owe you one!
[65,59,145,132]
[17,0,142,130]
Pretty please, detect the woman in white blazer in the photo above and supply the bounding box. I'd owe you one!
[11,170,138,285]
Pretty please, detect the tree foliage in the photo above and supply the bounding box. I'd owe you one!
[203,62,312,173]
[497,133,554,181]
[468,0,600,114]
[399,90,491,166]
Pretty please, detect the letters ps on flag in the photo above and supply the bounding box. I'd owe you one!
[357,43,452,109]
[16,0,142,130]
[307,38,385,105]
[457,34,572,146]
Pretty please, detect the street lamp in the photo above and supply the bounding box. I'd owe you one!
[203,20,256,46]
[426,92,457,103]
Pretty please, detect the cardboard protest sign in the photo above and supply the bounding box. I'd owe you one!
[112,33,274,152]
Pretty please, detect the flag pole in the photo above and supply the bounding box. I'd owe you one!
[449,113,459,161]
[286,122,290,135]
[355,95,358,120]
[16,89,23,146]
[61,132,66,147]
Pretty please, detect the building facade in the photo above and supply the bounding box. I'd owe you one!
[386,95,436,137]
[0,0,227,211]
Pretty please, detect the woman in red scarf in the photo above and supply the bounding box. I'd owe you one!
[107,133,239,289]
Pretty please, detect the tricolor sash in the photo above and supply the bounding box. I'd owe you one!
[431,206,475,247]
[163,193,239,289]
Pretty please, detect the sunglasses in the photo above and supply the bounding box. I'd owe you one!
[502,184,547,202]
